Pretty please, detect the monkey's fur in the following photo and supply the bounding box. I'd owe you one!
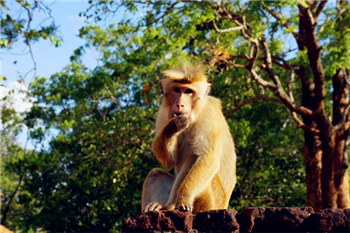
[142,61,236,213]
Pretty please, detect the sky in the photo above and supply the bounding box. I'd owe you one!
[1,1,124,150]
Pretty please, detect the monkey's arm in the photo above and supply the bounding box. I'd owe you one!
[167,130,223,209]
[152,115,189,170]
[152,133,175,170]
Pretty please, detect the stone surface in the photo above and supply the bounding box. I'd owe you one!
[300,208,350,232]
[122,207,350,232]
[194,209,239,233]
[122,209,193,232]
[242,207,314,232]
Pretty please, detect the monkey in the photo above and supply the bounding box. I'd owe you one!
[142,61,236,214]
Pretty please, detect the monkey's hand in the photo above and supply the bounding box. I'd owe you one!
[143,202,172,212]
[165,115,189,136]
[175,204,193,212]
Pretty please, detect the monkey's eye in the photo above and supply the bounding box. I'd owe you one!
[184,89,193,94]
[174,87,181,93]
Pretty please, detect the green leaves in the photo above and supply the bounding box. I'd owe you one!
[1,1,60,50]
[4,0,350,231]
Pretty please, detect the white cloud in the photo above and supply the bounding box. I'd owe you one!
[0,81,34,115]
[1,82,58,151]
[1,82,36,149]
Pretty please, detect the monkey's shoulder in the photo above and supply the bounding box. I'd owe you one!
[190,96,227,133]
[198,96,225,122]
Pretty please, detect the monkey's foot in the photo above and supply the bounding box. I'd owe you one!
[175,204,193,212]
[143,202,170,212]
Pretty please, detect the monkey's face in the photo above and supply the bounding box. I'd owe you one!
[165,84,194,121]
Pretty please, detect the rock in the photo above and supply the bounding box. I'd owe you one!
[194,209,239,233]
[300,208,350,232]
[122,210,193,232]
[122,207,350,232]
[242,207,314,232]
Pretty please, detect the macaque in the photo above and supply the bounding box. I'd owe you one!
[142,61,236,214]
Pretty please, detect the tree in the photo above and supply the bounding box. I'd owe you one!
[4,0,349,231]
[84,0,350,210]
[1,0,61,230]
[0,0,61,82]
[17,59,161,231]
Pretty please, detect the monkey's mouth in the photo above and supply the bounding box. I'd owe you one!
[172,113,186,118]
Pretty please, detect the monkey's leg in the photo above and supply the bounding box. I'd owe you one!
[193,173,228,213]
[142,168,174,211]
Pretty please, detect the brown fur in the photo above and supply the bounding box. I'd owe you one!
[142,61,236,214]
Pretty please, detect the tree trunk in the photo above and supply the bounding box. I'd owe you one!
[298,3,350,210]
[320,134,337,208]
[304,131,323,209]
[300,66,323,210]
[332,68,350,208]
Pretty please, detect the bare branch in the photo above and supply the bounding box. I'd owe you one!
[209,0,251,29]
[214,32,222,45]
[314,0,327,22]
[224,95,283,115]
[231,63,248,69]
[261,38,313,116]
[228,54,299,70]
[249,39,259,69]
[274,56,296,102]
[211,19,244,33]
[291,111,320,134]
[261,38,285,88]
[249,68,277,90]
[229,54,250,60]
[21,2,36,83]
[317,15,331,34]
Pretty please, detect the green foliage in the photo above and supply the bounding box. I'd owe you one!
[0,86,35,231]
[3,0,350,232]
[0,1,61,49]
[12,57,161,231]
[212,65,305,211]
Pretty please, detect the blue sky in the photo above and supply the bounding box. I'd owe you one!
[3,1,100,86]
[1,1,125,150]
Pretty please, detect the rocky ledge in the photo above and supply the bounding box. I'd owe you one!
[122,207,350,232]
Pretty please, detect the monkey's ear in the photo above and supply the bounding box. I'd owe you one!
[206,83,211,96]
[161,79,166,95]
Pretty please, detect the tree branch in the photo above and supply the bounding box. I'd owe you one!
[1,175,23,225]
[249,68,277,90]
[261,38,313,116]
[211,19,244,33]
[314,0,328,22]
[264,6,299,41]
[317,15,331,34]
[298,1,326,113]
[224,95,283,115]
[291,111,320,134]
[274,56,296,102]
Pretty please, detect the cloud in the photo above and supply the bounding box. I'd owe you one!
[0,82,50,150]
[0,81,34,114]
